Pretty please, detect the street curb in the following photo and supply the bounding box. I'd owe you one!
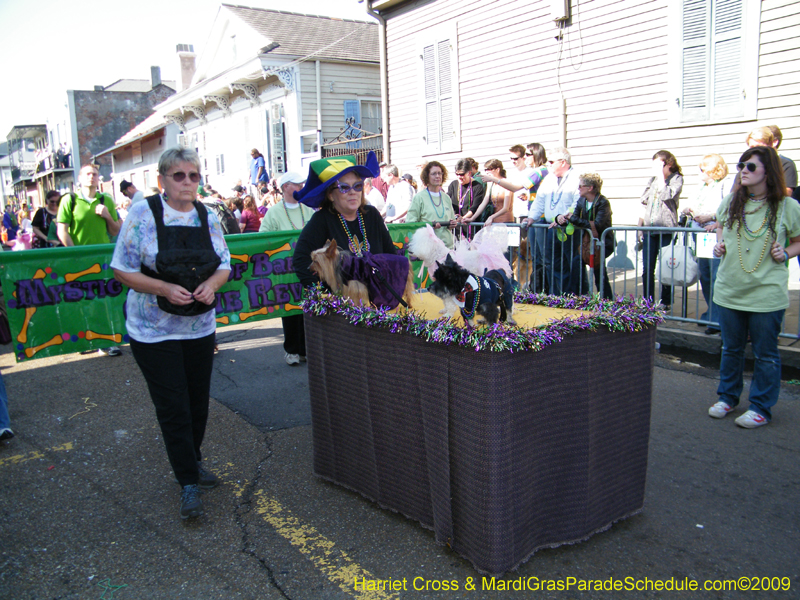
[656,325,800,369]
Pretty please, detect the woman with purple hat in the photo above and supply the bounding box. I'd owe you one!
[293,152,400,287]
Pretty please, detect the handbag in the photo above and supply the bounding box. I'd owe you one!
[656,239,698,287]
[581,222,601,268]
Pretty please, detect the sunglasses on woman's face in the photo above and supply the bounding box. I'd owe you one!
[165,171,201,183]
[737,162,758,173]
[335,181,364,194]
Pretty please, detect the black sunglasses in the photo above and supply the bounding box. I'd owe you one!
[525,152,534,157]
[737,162,758,173]
[455,172,468,177]
[165,171,201,183]
[509,157,521,162]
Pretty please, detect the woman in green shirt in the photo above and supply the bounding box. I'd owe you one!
[406,161,459,249]
[708,146,800,428]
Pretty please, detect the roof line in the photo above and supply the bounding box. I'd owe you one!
[220,3,374,24]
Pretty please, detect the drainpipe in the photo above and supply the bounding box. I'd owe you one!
[365,0,389,164]
[315,60,323,151]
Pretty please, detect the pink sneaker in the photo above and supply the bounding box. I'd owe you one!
[734,410,768,429]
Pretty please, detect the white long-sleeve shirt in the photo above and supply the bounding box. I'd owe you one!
[527,167,581,223]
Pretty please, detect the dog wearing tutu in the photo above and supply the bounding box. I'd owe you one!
[409,224,513,320]
[310,239,415,309]
[428,255,515,326]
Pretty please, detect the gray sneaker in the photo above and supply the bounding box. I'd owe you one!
[197,464,219,489]
[180,484,203,519]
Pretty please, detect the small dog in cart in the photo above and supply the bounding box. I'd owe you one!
[309,238,415,309]
[428,255,515,326]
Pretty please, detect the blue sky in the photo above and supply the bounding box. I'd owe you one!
[0,0,369,139]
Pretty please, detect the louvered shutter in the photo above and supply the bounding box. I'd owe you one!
[681,0,710,121]
[680,0,744,122]
[438,40,455,145]
[710,0,743,119]
[423,43,440,151]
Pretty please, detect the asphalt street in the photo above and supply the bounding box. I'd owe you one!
[1,317,798,600]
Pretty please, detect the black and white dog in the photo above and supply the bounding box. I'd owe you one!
[429,255,515,326]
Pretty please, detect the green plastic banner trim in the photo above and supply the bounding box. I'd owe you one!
[0,224,423,362]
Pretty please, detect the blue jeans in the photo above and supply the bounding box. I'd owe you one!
[717,306,783,420]
[698,257,720,328]
[544,226,588,296]
[0,371,10,430]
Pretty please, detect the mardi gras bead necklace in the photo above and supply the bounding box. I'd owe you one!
[461,279,480,319]
[737,227,771,273]
[338,211,370,256]
[741,204,769,239]
[427,189,445,219]
[458,184,472,215]
[283,202,306,229]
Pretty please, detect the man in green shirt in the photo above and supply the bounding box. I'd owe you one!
[57,163,120,247]
[259,172,313,366]
[57,163,122,356]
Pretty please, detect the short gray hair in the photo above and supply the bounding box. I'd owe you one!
[386,164,399,177]
[158,147,202,176]
[550,147,571,165]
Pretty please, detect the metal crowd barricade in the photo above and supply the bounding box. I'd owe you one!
[457,221,594,297]
[457,221,799,342]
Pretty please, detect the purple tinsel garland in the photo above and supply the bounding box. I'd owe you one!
[302,286,664,353]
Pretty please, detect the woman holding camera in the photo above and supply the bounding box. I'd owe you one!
[637,150,683,308]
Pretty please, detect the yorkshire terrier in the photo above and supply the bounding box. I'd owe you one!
[309,239,415,310]
[428,255,515,326]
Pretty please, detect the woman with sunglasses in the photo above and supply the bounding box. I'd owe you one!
[293,152,399,288]
[708,146,800,429]
[31,190,61,248]
[111,147,231,519]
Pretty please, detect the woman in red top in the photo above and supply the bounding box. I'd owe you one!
[239,195,262,232]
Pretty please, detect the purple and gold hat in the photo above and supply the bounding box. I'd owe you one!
[293,151,379,208]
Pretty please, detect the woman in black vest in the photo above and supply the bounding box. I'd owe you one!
[111,147,231,520]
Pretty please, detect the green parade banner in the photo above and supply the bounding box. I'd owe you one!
[0,224,423,362]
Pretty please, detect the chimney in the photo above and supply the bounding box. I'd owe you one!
[176,44,196,92]
[151,66,162,89]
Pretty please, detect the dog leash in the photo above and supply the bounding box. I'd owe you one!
[371,266,408,308]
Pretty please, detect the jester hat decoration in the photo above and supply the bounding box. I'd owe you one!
[293,151,380,209]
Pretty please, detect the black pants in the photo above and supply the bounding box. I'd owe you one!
[130,333,215,486]
[591,263,614,299]
[281,314,306,356]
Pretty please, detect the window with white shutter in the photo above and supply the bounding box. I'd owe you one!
[669,0,758,125]
[418,24,461,155]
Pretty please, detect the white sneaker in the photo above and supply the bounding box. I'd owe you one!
[734,410,768,429]
[708,401,734,419]
[284,352,300,366]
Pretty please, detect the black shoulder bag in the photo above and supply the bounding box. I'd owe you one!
[140,195,221,317]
